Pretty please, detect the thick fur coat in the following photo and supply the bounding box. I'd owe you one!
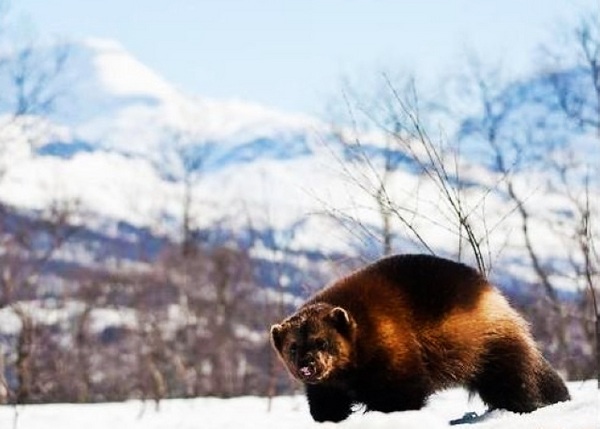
[270,254,570,422]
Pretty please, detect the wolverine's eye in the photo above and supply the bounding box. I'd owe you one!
[289,343,298,356]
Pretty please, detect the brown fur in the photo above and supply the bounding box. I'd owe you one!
[270,254,570,422]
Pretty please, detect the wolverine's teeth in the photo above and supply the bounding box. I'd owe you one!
[300,367,313,376]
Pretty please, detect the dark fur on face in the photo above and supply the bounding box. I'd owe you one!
[270,303,356,384]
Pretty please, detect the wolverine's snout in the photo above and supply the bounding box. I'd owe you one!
[295,354,329,383]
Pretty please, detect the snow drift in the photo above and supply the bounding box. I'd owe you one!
[0,381,596,429]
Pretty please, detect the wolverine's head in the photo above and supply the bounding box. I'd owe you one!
[270,303,357,384]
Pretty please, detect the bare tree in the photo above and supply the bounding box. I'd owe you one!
[329,105,407,257]
[0,7,80,404]
[0,36,70,181]
[327,75,503,275]
[453,27,599,378]
[158,120,214,257]
[150,240,264,398]
[539,7,599,379]
[0,200,79,403]
[324,8,598,381]
[542,7,600,133]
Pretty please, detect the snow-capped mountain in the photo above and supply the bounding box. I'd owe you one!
[0,39,347,251]
[0,38,597,288]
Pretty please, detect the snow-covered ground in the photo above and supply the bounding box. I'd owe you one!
[0,381,596,429]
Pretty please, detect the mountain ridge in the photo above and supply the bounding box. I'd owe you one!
[0,37,597,288]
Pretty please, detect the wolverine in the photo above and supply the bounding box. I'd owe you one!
[270,254,570,423]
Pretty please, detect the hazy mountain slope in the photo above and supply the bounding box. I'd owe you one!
[0,38,597,286]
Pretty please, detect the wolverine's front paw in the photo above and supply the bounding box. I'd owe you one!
[306,385,352,422]
[310,408,349,423]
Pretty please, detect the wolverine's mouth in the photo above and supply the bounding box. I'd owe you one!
[296,365,330,384]
[299,366,314,378]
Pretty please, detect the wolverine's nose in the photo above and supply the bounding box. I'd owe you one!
[299,355,316,367]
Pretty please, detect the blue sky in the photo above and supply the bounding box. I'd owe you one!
[10,0,592,115]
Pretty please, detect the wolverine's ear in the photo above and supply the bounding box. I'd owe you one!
[270,323,286,352]
[328,307,355,337]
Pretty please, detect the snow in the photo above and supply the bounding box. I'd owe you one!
[0,302,137,336]
[61,39,319,155]
[84,38,179,101]
[0,381,595,428]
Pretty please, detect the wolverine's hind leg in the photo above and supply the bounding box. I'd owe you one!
[536,357,570,405]
[470,338,545,413]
